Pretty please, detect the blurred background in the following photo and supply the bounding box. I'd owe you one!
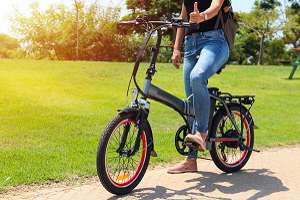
[0,0,299,65]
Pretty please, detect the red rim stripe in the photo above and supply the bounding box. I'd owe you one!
[108,120,147,188]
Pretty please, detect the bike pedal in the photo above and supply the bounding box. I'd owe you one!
[184,141,198,149]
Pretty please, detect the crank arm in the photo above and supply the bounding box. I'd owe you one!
[184,141,213,151]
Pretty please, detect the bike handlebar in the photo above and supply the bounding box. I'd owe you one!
[118,18,191,30]
[120,17,190,97]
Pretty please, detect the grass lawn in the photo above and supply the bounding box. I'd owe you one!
[0,59,299,190]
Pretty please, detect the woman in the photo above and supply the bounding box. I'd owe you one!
[168,0,229,174]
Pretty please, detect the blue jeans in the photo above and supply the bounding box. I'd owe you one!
[183,29,229,159]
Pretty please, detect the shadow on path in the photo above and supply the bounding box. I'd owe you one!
[108,168,289,200]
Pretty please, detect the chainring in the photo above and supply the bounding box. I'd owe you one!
[175,125,190,156]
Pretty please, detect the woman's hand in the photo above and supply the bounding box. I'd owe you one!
[189,2,205,24]
[172,49,181,69]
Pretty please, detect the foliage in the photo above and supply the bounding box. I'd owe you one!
[125,0,182,20]
[230,28,260,65]
[7,0,300,64]
[0,34,19,58]
[12,3,124,61]
[259,0,281,10]
[237,1,281,65]
[283,3,300,48]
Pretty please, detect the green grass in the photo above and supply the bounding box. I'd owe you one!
[0,59,299,190]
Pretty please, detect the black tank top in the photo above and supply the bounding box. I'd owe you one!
[184,0,227,33]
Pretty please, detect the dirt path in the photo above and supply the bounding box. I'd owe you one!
[2,146,300,200]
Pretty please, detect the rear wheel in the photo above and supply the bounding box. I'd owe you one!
[210,105,254,173]
[96,112,151,195]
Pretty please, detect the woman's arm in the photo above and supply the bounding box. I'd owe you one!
[172,2,188,68]
[190,0,224,24]
[173,2,188,51]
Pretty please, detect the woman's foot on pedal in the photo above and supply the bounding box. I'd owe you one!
[167,159,198,174]
[185,132,207,151]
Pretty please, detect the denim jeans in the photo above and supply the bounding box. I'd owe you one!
[183,29,229,159]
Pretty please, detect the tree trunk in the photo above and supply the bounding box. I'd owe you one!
[76,9,79,60]
[74,0,80,60]
[258,34,265,65]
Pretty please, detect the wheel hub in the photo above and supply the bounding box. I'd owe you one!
[223,129,240,148]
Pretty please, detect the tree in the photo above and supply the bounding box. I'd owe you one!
[11,2,124,60]
[238,0,281,65]
[282,1,300,48]
[230,26,260,65]
[125,0,182,20]
[0,34,19,58]
[264,38,286,64]
[73,0,83,60]
[259,0,281,9]
[288,0,300,9]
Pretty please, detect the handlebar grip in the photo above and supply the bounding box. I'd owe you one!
[171,18,190,28]
[172,22,190,28]
[180,22,190,28]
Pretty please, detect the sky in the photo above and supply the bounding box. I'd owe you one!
[0,0,256,36]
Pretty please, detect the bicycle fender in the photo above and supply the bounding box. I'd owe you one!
[117,107,155,155]
[118,107,139,115]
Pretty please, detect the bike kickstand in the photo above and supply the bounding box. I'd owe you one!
[245,146,261,153]
[252,148,261,153]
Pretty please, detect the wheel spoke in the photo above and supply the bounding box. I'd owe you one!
[214,111,252,166]
[103,118,147,186]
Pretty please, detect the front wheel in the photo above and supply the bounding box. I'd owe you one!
[210,105,254,173]
[96,112,151,195]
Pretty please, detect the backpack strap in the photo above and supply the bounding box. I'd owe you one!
[214,3,232,30]
[214,11,222,30]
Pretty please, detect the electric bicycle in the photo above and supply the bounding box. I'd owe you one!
[96,17,257,195]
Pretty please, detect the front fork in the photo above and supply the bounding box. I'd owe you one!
[117,99,151,157]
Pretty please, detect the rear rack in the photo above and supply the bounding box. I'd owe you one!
[219,92,255,105]
[215,90,256,129]
[208,87,255,106]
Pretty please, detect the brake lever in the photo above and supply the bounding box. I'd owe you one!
[171,18,190,28]
[171,17,182,24]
